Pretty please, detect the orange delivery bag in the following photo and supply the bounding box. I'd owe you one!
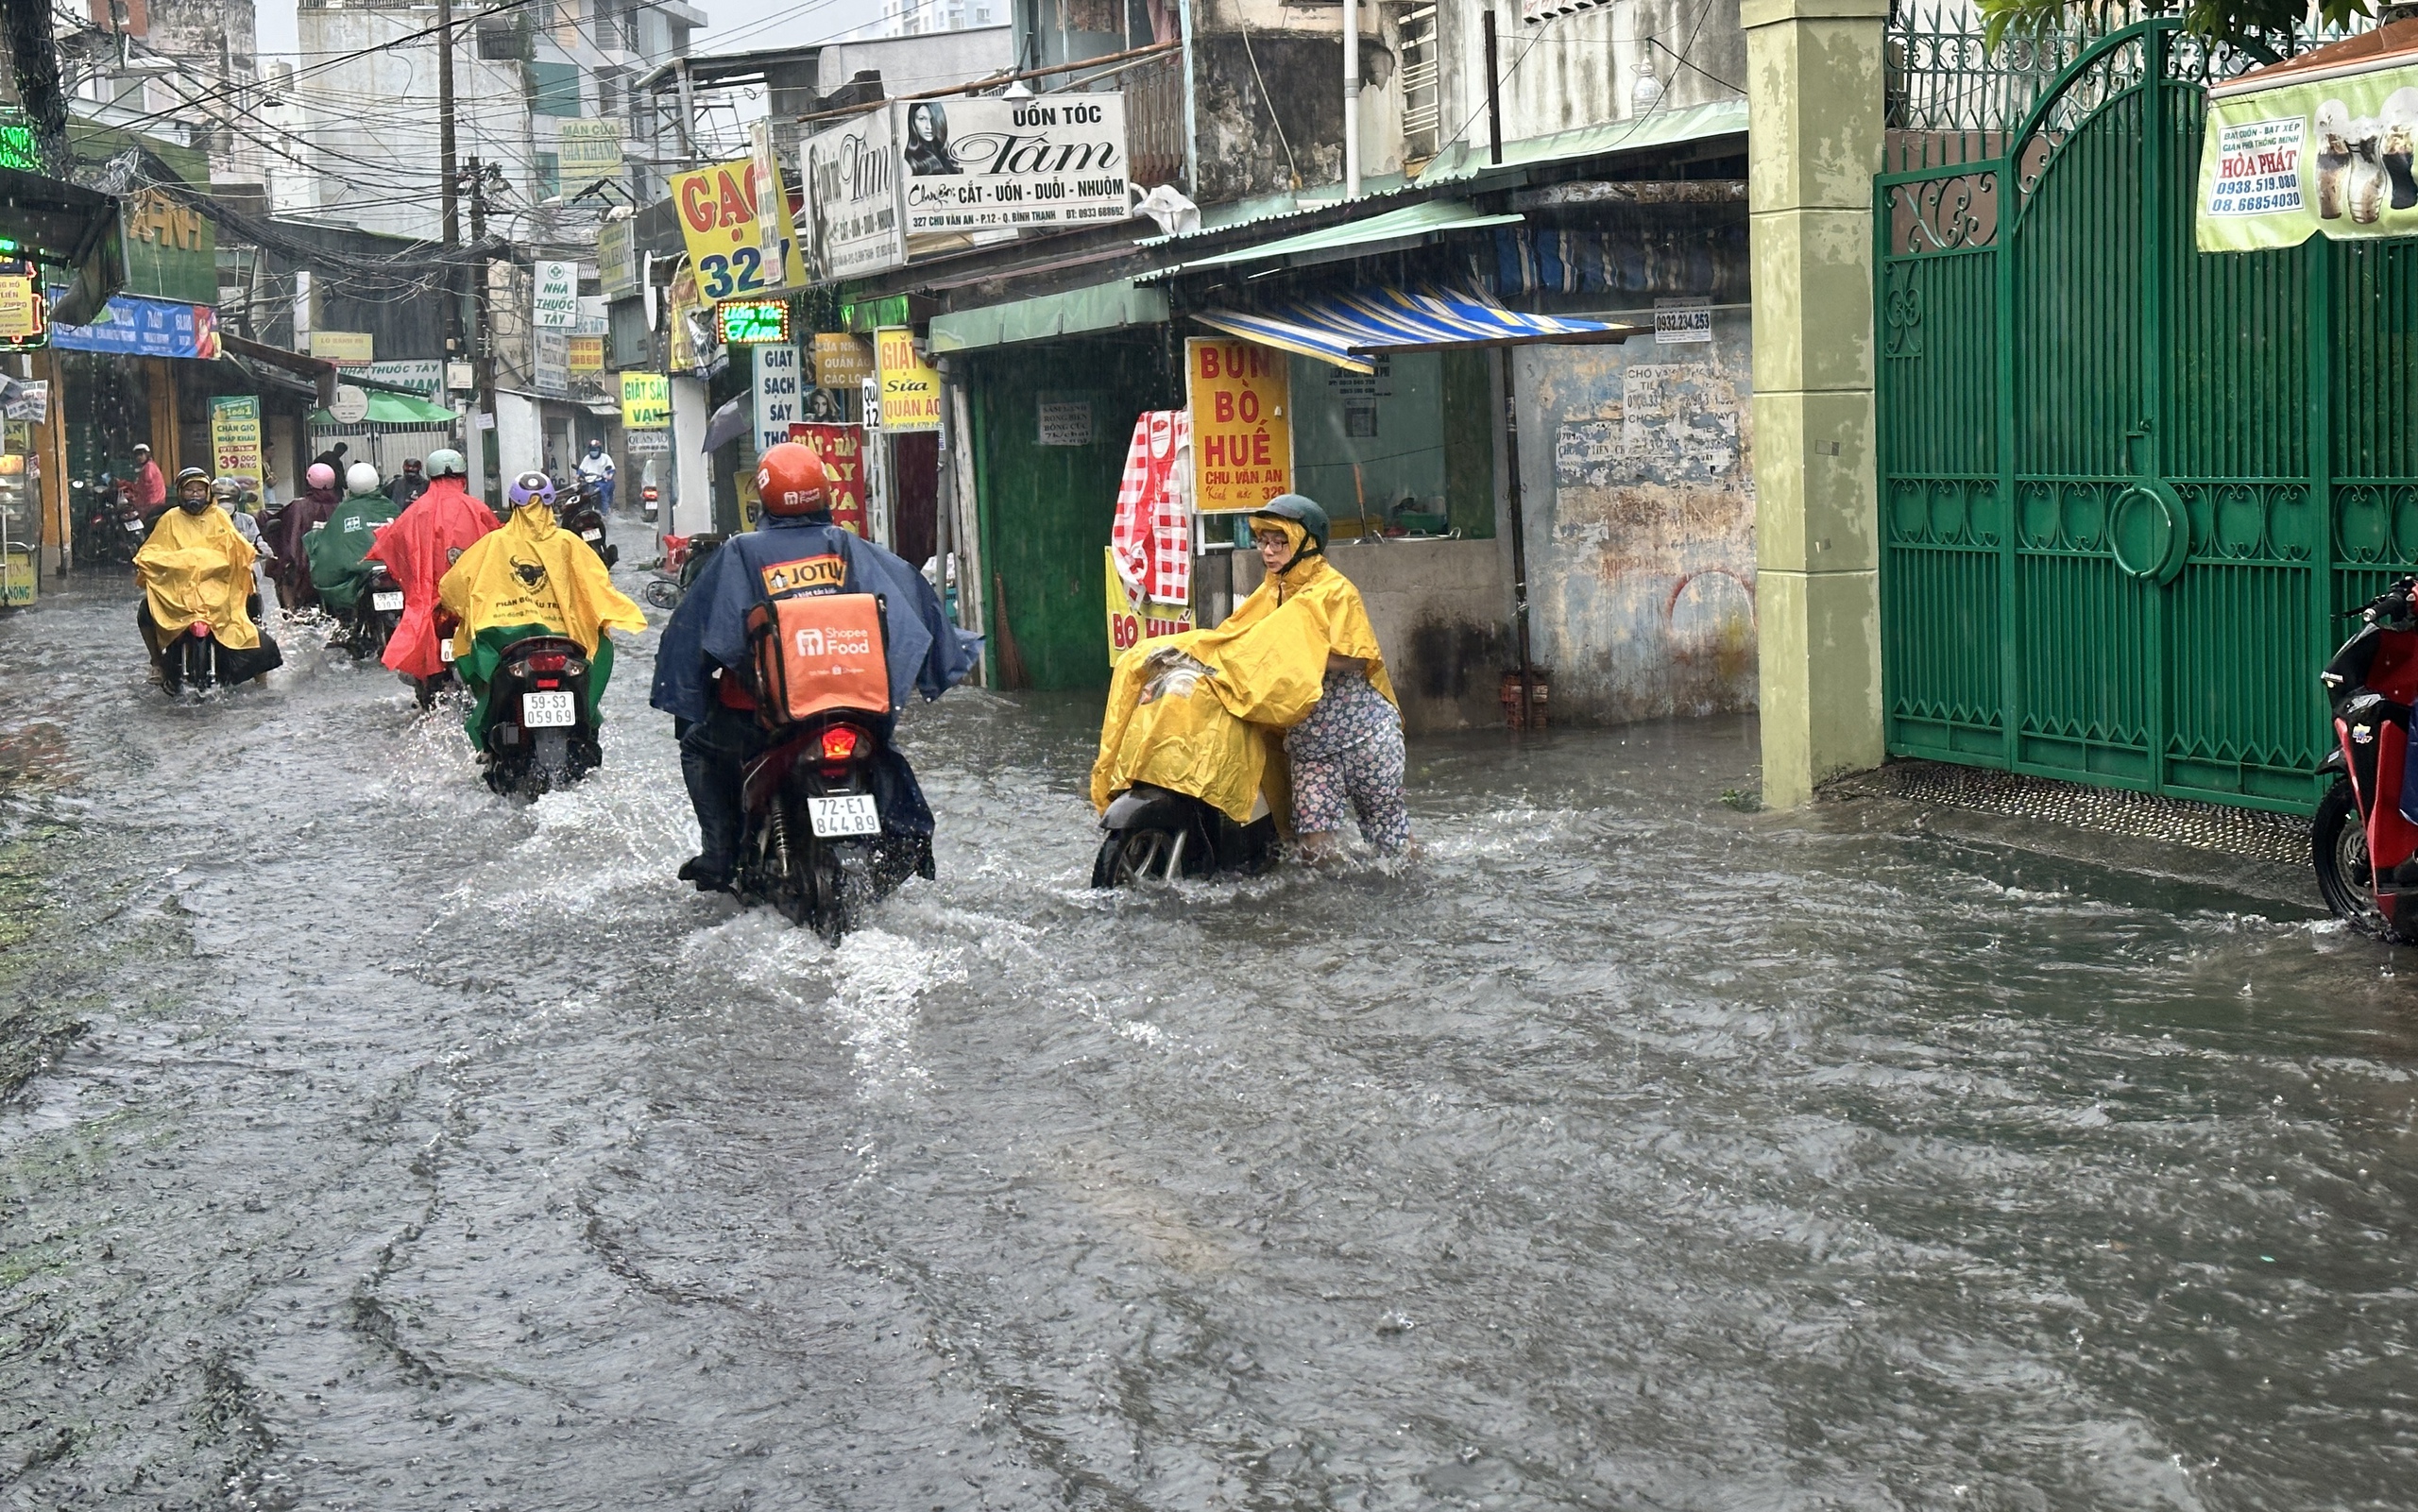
[744,591,892,725]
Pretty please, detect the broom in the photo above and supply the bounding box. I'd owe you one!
[990,570,1028,688]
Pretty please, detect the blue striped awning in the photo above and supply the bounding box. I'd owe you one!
[1192,285,1642,374]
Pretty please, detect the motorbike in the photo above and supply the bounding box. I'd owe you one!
[77,476,145,568]
[477,634,601,797]
[344,561,406,660]
[1093,784,1278,886]
[641,532,723,611]
[2316,574,2418,942]
[639,479,660,525]
[556,478,617,568]
[159,623,223,694]
[732,711,931,943]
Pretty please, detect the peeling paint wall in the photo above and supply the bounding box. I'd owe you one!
[1190,0,1405,202]
[1433,0,1745,163]
[1515,307,1755,724]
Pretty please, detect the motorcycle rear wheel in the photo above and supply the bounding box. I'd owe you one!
[641,577,681,610]
[2314,777,2412,943]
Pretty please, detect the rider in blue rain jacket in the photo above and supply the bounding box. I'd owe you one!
[651,441,981,892]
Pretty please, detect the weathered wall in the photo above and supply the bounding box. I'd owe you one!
[1227,536,1511,733]
[1433,0,1745,159]
[1189,0,1405,203]
[1514,305,1756,723]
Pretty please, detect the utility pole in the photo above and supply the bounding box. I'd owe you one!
[468,157,500,505]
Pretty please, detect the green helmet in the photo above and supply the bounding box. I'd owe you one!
[425,448,468,479]
[1250,493,1329,554]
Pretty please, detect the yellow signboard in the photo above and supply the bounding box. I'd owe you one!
[875,327,941,432]
[813,331,873,391]
[0,270,44,348]
[1105,548,1192,654]
[210,396,262,484]
[667,157,809,300]
[557,119,624,191]
[310,330,374,365]
[620,371,670,430]
[568,335,604,373]
[1184,337,1293,513]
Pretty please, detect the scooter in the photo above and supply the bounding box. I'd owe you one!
[1093,784,1278,886]
[556,478,617,568]
[78,476,145,568]
[2316,573,2418,941]
[478,634,601,797]
[161,623,221,694]
[733,711,931,944]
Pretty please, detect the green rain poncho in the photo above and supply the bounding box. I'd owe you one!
[304,488,402,611]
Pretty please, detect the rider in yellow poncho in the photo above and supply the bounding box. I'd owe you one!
[1092,494,1411,854]
[134,467,284,687]
[436,470,645,742]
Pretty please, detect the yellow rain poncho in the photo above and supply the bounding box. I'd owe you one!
[135,505,264,650]
[1091,550,1393,825]
[436,501,645,659]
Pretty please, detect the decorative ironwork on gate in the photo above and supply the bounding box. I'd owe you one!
[1877,13,2418,815]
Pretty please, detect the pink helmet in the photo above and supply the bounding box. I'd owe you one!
[306,463,335,490]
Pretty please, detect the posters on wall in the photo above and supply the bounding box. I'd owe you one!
[1654,297,1712,344]
[2,381,49,423]
[2198,49,2418,250]
[897,95,1132,238]
[533,261,580,329]
[1037,393,1094,446]
[791,421,868,535]
[669,157,809,300]
[1183,337,1292,512]
[754,343,806,452]
[875,326,940,431]
[804,110,905,280]
[210,396,262,488]
[621,371,671,429]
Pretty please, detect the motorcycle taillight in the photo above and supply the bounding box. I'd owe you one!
[528,652,569,672]
[821,724,865,762]
[193,621,212,638]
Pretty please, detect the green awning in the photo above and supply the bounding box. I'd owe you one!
[1413,96,1748,186]
[1139,201,1526,281]
[928,278,1169,355]
[310,390,459,426]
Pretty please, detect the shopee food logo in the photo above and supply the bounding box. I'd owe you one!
[794,626,874,659]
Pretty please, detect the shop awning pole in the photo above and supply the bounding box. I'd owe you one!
[1499,348,1534,726]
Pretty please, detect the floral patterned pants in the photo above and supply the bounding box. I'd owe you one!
[1290,728,1411,853]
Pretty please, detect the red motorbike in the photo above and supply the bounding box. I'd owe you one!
[2316,574,2418,941]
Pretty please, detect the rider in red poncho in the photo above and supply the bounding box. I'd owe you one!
[363,449,499,686]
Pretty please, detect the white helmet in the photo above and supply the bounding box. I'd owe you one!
[345,461,382,496]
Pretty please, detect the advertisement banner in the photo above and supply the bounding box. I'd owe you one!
[534,260,580,330]
[748,118,791,292]
[899,94,1131,238]
[210,396,263,487]
[874,327,941,431]
[50,295,219,360]
[2199,55,2418,251]
[792,421,869,535]
[754,343,806,452]
[3,380,49,423]
[1184,337,1292,512]
[667,263,708,374]
[557,119,624,191]
[569,335,605,373]
[670,157,808,301]
[805,111,906,280]
[1104,548,1193,654]
[813,331,873,390]
[535,329,570,397]
[621,371,671,429]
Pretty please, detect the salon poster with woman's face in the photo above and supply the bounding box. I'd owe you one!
[2198,55,2418,252]
[896,93,1132,236]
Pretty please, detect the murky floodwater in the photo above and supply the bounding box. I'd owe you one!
[4,541,2416,1512]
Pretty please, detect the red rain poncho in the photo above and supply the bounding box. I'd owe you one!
[364,478,498,678]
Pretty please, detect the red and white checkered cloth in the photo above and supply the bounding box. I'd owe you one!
[1111,409,1191,609]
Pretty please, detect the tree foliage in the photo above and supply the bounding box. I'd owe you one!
[1976,0,2382,59]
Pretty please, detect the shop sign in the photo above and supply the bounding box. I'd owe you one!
[804,111,905,280]
[569,335,605,373]
[119,187,216,303]
[754,342,805,452]
[311,329,374,365]
[670,157,809,300]
[328,384,370,425]
[621,371,671,429]
[813,331,873,390]
[1104,548,1192,653]
[0,264,44,349]
[210,396,262,486]
[534,260,580,330]
[366,359,443,398]
[898,94,1131,238]
[535,328,570,397]
[50,295,219,360]
[626,429,670,454]
[667,263,710,374]
[792,421,868,535]
[1184,337,1292,512]
[598,218,639,300]
[3,380,48,423]
[1653,297,1711,344]
[558,119,624,191]
[748,118,791,292]
[874,326,940,432]
[1037,393,1094,447]
[2198,56,2418,251]
[718,299,791,345]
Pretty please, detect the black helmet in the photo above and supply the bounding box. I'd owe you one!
[1249,493,1329,554]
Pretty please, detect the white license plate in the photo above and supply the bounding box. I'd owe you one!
[125,518,143,533]
[372,591,404,611]
[439,638,456,663]
[808,793,880,838]
[580,528,602,541]
[521,689,576,728]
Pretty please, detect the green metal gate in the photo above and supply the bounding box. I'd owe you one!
[1876,17,2418,814]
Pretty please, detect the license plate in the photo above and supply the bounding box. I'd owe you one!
[125,518,143,533]
[581,528,602,541]
[522,689,576,727]
[439,638,456,663]
[808,793,880,838]
[372,591,403,611]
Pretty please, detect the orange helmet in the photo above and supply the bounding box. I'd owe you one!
[755,442,829,518]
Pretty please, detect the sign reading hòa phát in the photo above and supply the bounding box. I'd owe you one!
[2198,31,2418,251]
[1184,337,1292,513]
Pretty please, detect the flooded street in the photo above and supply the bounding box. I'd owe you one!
[5,560,2418,1512]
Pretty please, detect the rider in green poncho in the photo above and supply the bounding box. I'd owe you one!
[306,462,402,611]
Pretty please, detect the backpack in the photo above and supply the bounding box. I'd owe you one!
[743,590,891,727]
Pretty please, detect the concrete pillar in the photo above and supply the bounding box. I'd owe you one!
[1744,0,1887,808]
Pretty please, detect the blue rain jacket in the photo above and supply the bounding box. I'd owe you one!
[650,514,980,726]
